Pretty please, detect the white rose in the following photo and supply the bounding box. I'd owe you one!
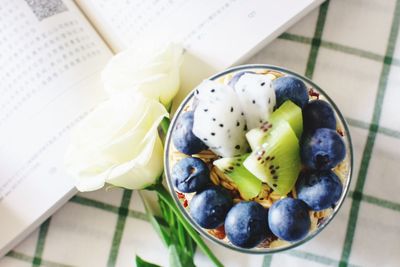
[102,43,183,106]
[65,92,168,191]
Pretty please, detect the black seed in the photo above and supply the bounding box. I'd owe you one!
[252,100,256,104]
[203,138,208,141]
[219,124,224,127]
[273,175,278,179]
[273,184,277,187]
[257,156,262,161]
[276,166,280,170]
[230,107,234,112]
[229,166,234,170]
[236,163,240,167]
[196,89,199,94]
[212,118,216,121]
[269,165,274,170]
[268,98,271,104]
[211,132,215,136]
[271,170,276,174]
[204,109,208,112]
[271,156,275,160]
[266,156,270,161]
[261,82,265,86]
[236,121,240,127]
[211,89,215,92]
[260,160,265,164]
[259,119,263,123]
[244,125,248,131]
[235,145,240,150]
[241,112,244,116]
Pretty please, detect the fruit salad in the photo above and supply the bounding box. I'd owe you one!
[165,66,351,251]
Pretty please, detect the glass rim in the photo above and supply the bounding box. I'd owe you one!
[164,64,354,254]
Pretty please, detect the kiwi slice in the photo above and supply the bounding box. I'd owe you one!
[243,121,301,196]
[271,100,302,138]
[246,100,303,150]
[214,154,262,200]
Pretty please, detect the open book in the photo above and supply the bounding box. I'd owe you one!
[0,0,323,257]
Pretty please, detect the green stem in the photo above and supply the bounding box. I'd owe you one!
[177,219,186,249]
[149,184,224,267]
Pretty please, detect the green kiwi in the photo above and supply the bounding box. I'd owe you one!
[271,100,302,138]
[213,154,262,200]
[243,121,301,196]
[246,100,303,150]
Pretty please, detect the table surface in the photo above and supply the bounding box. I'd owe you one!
[2,0,400,266]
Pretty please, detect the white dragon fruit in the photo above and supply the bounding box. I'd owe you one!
[192,80,248,157]
[233,73,276,129]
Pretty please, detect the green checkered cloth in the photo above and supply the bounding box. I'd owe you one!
[2,0,400,266]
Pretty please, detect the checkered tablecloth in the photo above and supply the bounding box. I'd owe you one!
[2,0,400,266]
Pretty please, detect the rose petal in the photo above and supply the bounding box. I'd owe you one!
[106,133,164,189]
[102,43,183,105]
[64,92,168,191]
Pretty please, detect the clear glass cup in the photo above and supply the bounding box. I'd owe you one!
[164,64,353,254]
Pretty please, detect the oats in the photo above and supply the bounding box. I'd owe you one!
[310,211,319,231]
[267,70,284,78]
[258,198,273,208]
[270,191,283,200]
[233,198,242,204]
[210,168,220,185]
[220,180,235,190]
[292,187,298,199]
[193,150,218,159]
[269,239,290,248]
[314,208,333,219]
[265,73,276,80]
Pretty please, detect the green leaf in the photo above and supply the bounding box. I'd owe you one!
[176,218,186,249]
[160,117,171,138]
[168,245,183,267]
[158,194,197,267]
[158,194,197,252]
[136,255,161,267]
[139,191,171,246]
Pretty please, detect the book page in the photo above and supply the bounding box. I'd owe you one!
[0,0,112,256]
[75,0,322,106]
[75,0,321,69]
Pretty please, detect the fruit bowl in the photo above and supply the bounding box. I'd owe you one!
[164,64,353,253]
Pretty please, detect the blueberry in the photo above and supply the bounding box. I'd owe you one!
[189,187,233,229]
[272,76,309,108]
[296,170,343,211]
[173,111,207,154]
[225,201,270,248]
[268,198,310,242]
[301,128,346,170]
[171,157,210,193]
[228,71,255,87]
[303,100,336,132]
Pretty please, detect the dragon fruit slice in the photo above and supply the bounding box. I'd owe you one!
[192,80,248,157]
[233,73,276,129]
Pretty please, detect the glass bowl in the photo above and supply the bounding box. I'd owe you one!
[164,64,353,254]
